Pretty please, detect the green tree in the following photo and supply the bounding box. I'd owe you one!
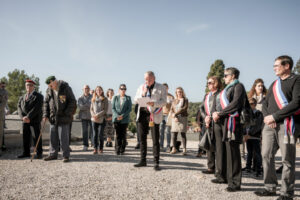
[1,69,40,112]
[293,58,300,74]
[205,59,225,92]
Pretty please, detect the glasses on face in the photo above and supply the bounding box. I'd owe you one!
[250,103,256,105]
[224,74,232,78]
[120,88,126,91]
[207,81,214,85]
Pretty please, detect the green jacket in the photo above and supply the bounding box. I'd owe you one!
[112,95,132,124]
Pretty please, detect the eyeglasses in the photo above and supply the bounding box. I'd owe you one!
[224,74,232,78]
[120,88,127,91]
[207,82,214,85]
[250,103,256,105]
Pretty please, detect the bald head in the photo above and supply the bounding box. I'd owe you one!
[144,71,155,86]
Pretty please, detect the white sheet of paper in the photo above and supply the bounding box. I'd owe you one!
[136,97,152,107]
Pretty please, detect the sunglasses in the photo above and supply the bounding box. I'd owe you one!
[207,82,214,85]
[250,103,256,105]
[120,88,127,91]
[224,74,232,78]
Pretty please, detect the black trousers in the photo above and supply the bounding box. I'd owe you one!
[225,141,242,188]
[137,120,160,164]
[114,122,128,153]
[22,123,42,155]
[214,122,227,181]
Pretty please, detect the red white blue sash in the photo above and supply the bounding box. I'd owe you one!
[204,92,212,116]
[273,78,300,144]
[220,88,239,140]
[142,84,163,122]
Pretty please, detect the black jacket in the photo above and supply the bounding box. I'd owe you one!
[43,80,76,125]
[246,110,263,138]
[218,82,246,143]
[18,91,44,124]
[262,73,300,124]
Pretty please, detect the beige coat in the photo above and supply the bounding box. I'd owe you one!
[90,97,108,123]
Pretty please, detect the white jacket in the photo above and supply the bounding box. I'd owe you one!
[134,82,167,124]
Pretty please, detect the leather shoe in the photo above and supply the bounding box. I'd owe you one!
[154,164,160,171]
[226,186,241,192]
[254,189,276,196]
[202,169,215,174]
[277,195,293,200]
[63,157,70,162]
[211,179,227,184]
[17,154,31,159]
[134,161,147,167]
[44,155,58,161]
[134,144,140,149]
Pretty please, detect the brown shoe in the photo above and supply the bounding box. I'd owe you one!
[99,149,103,154]
[93,149,98,154]
[44,155,57,161]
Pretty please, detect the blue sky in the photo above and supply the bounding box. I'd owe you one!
[1,0,300,102]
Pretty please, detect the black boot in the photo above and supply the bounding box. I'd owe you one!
[134,160,147,167]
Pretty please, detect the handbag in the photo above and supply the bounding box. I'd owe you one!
[199,129,212,151]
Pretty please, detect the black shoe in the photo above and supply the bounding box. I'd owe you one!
[116,151,120,155]
[1,145,7,151]
[17,153,31,159]
[34,154,43,159]
[108,142,113,147]
[277,195,293,200]
[134,144,140,149]
[276,165,283,174]
[154,164,160,171]
[120,152,125,155]
[202,169,215,174]
[134,161,147,167]
[44,155,58,161]
[211,179,227,184]
[105,142,109,147]
[226,186,241,192]
[63,157,70,162]
[254,189,276,197]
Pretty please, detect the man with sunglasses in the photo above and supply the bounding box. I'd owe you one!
[134,71,167,171]
[212,67,246,192]
[255,55,300,200]
[17,80,44,159]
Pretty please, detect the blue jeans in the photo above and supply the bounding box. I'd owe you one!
[49,124,70,158]
[92,122,105,150]
[81,119,92,147]
[160,115,171,148]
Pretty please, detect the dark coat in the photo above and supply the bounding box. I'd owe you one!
[18,91,44,124]
[43,80,76,125]
[218,82,246,143]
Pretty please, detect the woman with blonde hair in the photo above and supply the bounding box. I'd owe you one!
[170,87,189,155]
[90,86,108,154]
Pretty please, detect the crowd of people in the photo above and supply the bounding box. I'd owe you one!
[0,55,299,199]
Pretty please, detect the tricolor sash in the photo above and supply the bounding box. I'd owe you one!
[204,92,212,116]
[220,80,239,140]
[272,78,300,144]
[142,84,163,126]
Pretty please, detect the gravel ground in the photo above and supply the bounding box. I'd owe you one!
[1,139,300,200]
